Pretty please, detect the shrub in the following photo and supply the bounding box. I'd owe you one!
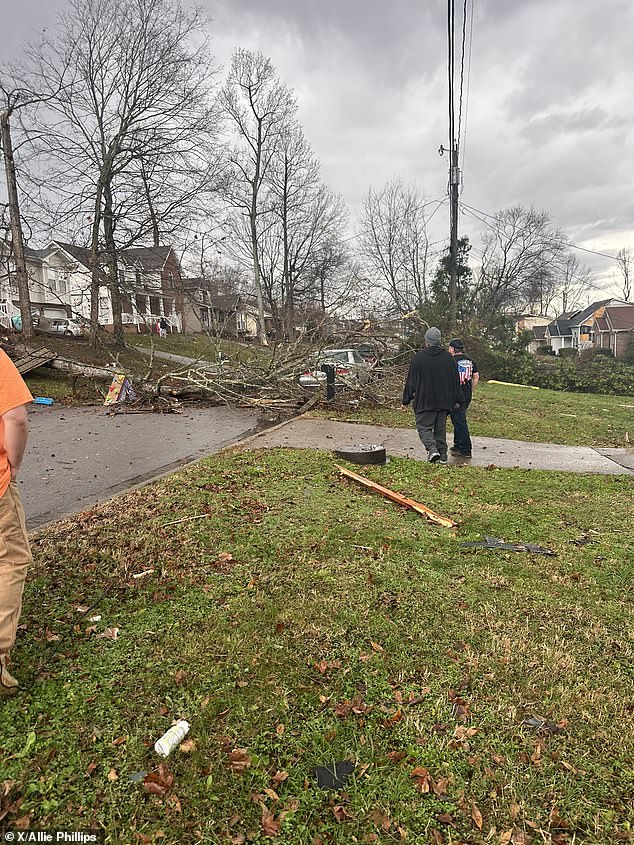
[558,347,578,359]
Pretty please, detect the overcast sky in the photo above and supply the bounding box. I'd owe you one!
[2,0,633,296]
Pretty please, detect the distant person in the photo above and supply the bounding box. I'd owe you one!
[159,317,169,338]
[0,348,33,695]
[401,327,460,463]
[448,338,479,459]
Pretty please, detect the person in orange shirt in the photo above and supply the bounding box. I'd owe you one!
[0,348,33,695]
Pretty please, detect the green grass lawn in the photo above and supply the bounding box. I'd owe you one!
[3,448,633,844]
[310,379,634,447]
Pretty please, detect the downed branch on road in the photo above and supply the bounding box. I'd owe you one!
[335,464,457,527]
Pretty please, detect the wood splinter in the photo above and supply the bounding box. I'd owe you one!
[335,464,457,528]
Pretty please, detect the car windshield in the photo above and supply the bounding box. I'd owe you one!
[322,350,350,364]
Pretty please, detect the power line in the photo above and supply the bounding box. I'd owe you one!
[457,0,468,151]
[459,201,621,262]
[460,0,476,182]
[462,209,619,297]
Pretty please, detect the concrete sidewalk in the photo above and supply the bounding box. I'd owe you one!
[243,417,634,475]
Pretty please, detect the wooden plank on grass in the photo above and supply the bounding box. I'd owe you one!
[335,463,457,528]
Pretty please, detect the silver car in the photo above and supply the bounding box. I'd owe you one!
[299,348,372,388]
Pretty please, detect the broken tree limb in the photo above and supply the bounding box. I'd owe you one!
[162,514,210,527]
[335,464,457,528]
[49,357,121,380]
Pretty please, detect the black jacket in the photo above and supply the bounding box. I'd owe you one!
[402,346,461,412]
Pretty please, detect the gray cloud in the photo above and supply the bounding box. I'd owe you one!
[2,0,633,288]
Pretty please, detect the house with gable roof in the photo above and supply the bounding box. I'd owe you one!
[1,239,188,332]
[544,298,632,355]
[592,304,634,358]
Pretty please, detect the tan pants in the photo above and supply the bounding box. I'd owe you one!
[0,482,32,660]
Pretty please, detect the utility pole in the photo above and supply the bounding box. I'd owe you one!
[449,144,459,328]
[0,95,34,338]
[439,140,460,330]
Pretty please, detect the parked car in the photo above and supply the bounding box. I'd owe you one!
[299,348,372,388]
[357,343,383,375]
[38,317,84,337]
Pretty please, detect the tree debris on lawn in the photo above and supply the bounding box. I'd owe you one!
[461,536,555,555]
[310,761,355,790]
[522,714,566,733]
[335,464,457,527]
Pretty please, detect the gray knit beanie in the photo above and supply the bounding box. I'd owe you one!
[424,326,442,347]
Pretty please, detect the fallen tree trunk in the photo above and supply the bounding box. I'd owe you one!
[48,357,120,380]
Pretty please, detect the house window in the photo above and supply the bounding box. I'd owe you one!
[57,271,67,294]
[149,296,161,315]
[136,269,141,285]
[164,298,174,315]
[135,294,147,315]
[236,312,247,332]
[118,268,125,286]
[168,272,175,290]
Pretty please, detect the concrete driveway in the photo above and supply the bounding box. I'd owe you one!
[19,404,258,529]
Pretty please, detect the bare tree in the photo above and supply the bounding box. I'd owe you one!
[220,48,297,346]
[616,247,632,302]
[20,0,218,346]
[557,254,594,314]
[359,178,432,315]
[0,88,34,337]
[472,206,567,317]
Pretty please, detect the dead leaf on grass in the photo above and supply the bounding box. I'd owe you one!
[370,641,385,653]
[45,627,60,642]
[410,766,432,794]
[107,768,118,782]
[226,749,252,775]
[179,739,196,753]
[143,764,174,796]
[386,751,407,764]
[332,804,354,822]
[173,669,188,685]
[271,770,289,786]
[96,627,119,640]
[471,800,483,830]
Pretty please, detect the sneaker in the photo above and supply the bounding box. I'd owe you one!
[450,446,463,456]
[428,452,441,463]
[0,659,19,696]
[439,457,448,464]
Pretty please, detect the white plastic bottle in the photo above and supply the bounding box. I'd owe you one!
[154,720,191,757]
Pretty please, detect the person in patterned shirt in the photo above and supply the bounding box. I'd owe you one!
[448,339,479,459]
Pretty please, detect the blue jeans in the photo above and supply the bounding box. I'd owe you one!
[450,405,472,454]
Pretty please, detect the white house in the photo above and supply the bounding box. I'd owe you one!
[1,240,187,332]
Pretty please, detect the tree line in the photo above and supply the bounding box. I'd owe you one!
[1,0,630,349]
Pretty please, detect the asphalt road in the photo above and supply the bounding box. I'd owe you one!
[19,404,259,529]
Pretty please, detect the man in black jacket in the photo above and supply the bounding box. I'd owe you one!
[401,327,460,463]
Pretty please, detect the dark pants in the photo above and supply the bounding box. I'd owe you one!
[450,404,472,454]
[415,410,448,459]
